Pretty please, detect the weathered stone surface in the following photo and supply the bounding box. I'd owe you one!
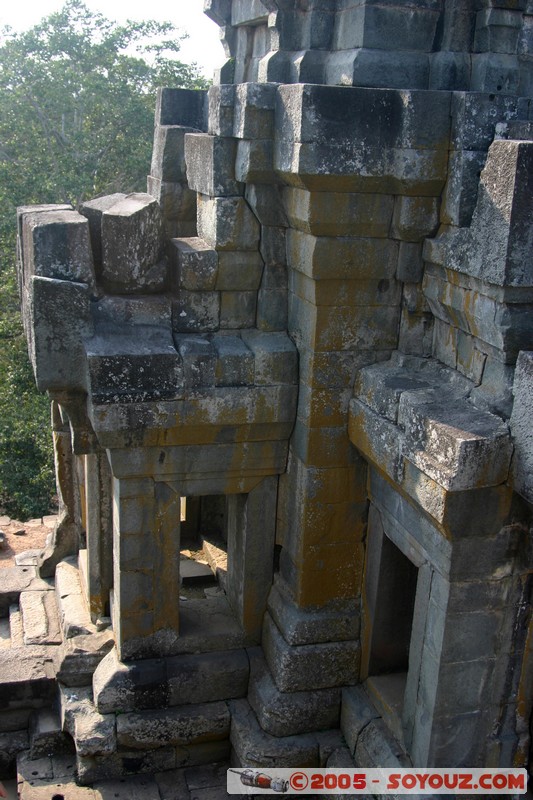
[510,350,533,503]
[116,702,230,749]
[220,290,257,328]
[20,209,96,289]
[240,330,298,385]
[207,84,235,137]
[391,195,439,242]
[55,557,94,639]
[151,126,197,183]
[229,698,319,768]
[212,335,254,387]
[29,276,93,393]
[197,195,260,251]
[287,230,398,280]
[233,82,276,139]
[268,574,359,646]
[56,628,115,688]
[19,590,61,646]
[235,138,275,183]
[86,328,183,402]
[185,133,241,197]
[284,188,394,238]
[215,250,263,291]
[245,184,288,228]
[155,87,207,129]
[166,649,249,706]
[101,194,165,292]
[80,194,126,268]
[172,290,220,333]
[262,612,359,692]
[248,648,341,736]
[146,177,196,224]
[333,4,440,52]
[170,238,218,291]
[275,84,450,193]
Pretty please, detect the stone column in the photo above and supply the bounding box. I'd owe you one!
[111,477,181,660]
[84,450,113,621]
[226,476,278,641]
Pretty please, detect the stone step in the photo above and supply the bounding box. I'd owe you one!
[0,646,57,720]
[29,707,73,760]
[9,603,24,648]
[19,590,62,646]
[0,566,52,617]
[17,749,232,799]
[93,646,249,714]
[55,557,96,640]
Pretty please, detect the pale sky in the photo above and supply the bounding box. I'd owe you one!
[0,0,226,78]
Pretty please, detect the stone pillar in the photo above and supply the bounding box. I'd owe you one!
[112,477,181,660]
[277,188,401,610]
[39,401,81,577]
[84,450,113,621]
[226,476,277,641]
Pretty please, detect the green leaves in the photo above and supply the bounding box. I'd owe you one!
[0,0,208,519]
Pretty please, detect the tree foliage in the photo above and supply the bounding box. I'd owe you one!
[0,0,207,519]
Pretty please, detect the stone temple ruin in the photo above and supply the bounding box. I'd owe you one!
[4,0,533,795]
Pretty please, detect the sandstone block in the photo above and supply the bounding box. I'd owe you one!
[235,138,275,183]
[241,330,298,384]
[204,0,231,27]
[185,133,241,197]
[30,276,92,393]
[391,196,439,242]
[80,194,126,268]
[450,91,528,152]
[284,187,393,237]
[155,87,206,128]
[21,208,96,290]
[510,350,533,503]
[101,194,165,292]
[474,8,522,54]
[116,702,230,749]
[233,82,277,139]
[197,195,260,251]
[146,177,196,222]
[276,84,451,151]
[441,150,487,227]
[173,335,216,388]
[333,4,439,52]
[256,288,288,331]
[166,649,249,706]
[429,50,470,90]
[248,649,341,737]
[151,126,198,183]
[245,184,288,228]
[287,230,397,280]
[231,0,269,27]
[220,290,257,328]
[326,48,429,91]
[260,226,286,267]
[207,84,235,137]
[397,241,424,283]
[212,335,254,386]
[86,328,183,402]
[229,698,318,768]
[215,251,263,291]
[262,613,359,692]
[169,237,218,291]
[172,291,220,333]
